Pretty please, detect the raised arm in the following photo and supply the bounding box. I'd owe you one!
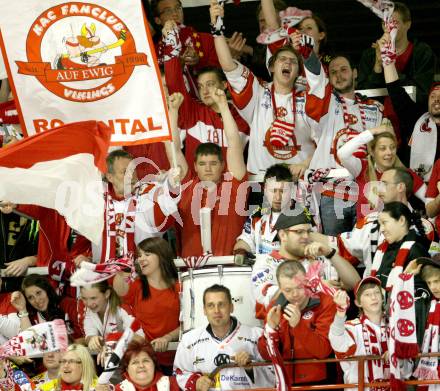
[261,0,280,31]
[210,0,237,72]
[210,88,246,180]
[164,92,188,182]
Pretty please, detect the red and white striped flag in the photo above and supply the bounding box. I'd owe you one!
[0,120,111,244]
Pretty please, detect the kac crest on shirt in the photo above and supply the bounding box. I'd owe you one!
[331,127,367,165]
[264,126,301,160]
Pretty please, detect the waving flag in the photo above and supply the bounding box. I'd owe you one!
[0,120,111,244]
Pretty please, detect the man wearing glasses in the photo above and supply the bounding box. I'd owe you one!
[250,211,360,319]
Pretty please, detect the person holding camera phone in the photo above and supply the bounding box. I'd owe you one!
[257,260,336,385]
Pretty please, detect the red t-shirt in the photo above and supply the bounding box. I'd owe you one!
[123,279,180,340]
[177,172,248,257]
[123,279,180,367]
[16,206,71,266]
[124,144,170,180]
[356,161,424,218]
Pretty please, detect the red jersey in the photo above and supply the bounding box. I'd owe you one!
[177,172,248,257]
[164,56,249,169]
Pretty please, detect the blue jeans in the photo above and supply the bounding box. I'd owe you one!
[319,195,357,236]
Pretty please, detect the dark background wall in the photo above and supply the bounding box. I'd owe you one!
[178,0,439,70]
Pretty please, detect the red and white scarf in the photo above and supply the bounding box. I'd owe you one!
[409,112,438,182]
[360,315,390,389]
[263,326,289,391]
[70,255,136,287]
[413,299,440,383]
[370,240,415,290]
[388,273,419,390]
[101,184,137,262]
[0,360,35,391]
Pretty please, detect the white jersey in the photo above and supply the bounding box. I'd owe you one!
[174,319,274,390]
[304,63,383,173]
[236,210,280,255]
[83,304,145,339]
[92,179,179,263]
[329,315,389,390]
[251,251,338,310]
[225,61,315,174]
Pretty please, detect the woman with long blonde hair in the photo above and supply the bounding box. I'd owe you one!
[337,123,426,218]
[39,344,97,391]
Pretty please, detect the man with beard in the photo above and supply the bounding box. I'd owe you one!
[250,211,360,319]
[234,164,296,256]
[292,31,384,235]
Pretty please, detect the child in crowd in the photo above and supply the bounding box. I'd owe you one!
[329,277,389,388]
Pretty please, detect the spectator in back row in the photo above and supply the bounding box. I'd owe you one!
[211,1,316,178]
[161,20,249,172]
[337,121,426,219]
[358,2,436,106]
[291,31,384,236]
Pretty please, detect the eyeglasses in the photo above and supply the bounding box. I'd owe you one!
[59,359,82,366]
[284,229,312,236]
[159,5,183,16]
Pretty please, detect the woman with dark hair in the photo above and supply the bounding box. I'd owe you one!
[372,201,430,343]
[110,340,179,391]
[10,274,83,341]
[113,237,179,373]
[337,123,426,218]
[297,14,330,67]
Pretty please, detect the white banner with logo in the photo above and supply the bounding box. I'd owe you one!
[0,0,170,145]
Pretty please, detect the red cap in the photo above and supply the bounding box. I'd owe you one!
[353,276,381,298]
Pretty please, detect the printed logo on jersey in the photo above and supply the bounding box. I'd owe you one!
[251,268,272,284]
[331,127,367,165]
[302,310,313,320]
[192,356,205,365]
[264,125,301,160]
[17,3,149,102]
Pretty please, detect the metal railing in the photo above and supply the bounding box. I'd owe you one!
[207,352,440,390]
